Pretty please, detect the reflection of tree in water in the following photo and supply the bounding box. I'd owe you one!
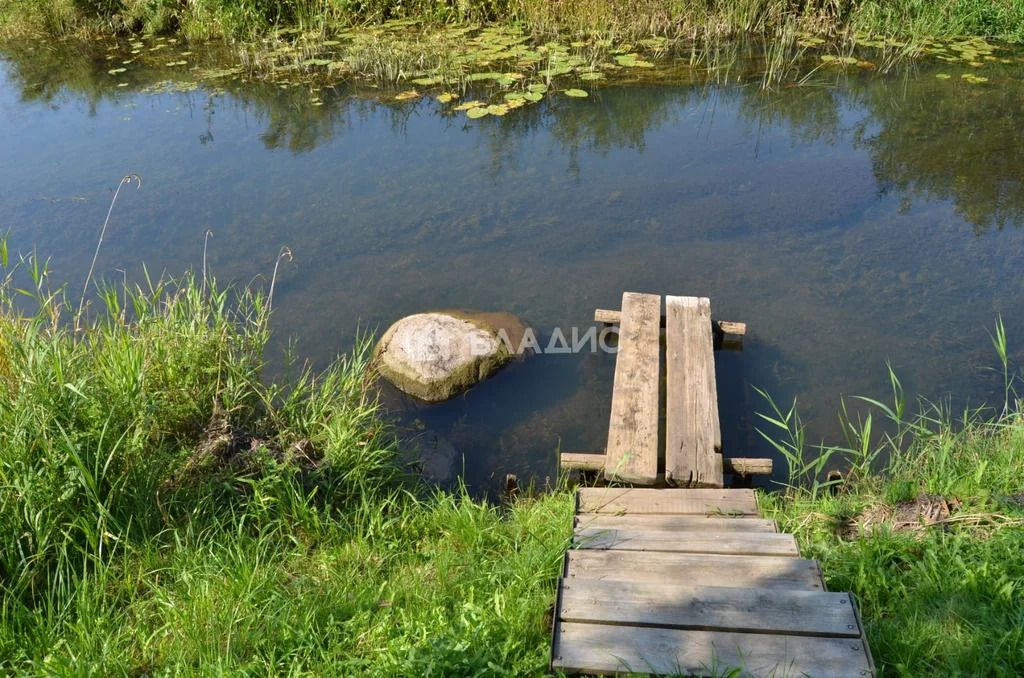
[735,84,845,146]
[719,71,1024,235]
[4,39,1024,234]
[852,72,1024,234]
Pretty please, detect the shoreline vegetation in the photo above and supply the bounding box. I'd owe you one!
[2,0,1024,44]
[0,234,1022,673]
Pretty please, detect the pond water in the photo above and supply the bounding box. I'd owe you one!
[2,40,1023,494]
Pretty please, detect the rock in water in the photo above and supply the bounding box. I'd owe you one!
[374,310,527,402]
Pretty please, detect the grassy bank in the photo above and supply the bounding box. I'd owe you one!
[2,0,1024,44]
[1,231,1023,673]
[757,360,1024,675]
[0,237,572,674]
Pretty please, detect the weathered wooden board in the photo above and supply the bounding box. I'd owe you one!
[577,488,758,516]
[604,292,661,485]
[551,621,874,677]
[572,528,799,556]
[557,579,860,637]
[574,515,777,533]
[665,296,722,488]
[559,452,605,471]
[565,550,825,590]
[724,458,773,476]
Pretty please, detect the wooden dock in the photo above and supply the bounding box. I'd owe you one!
[550,293,874,677]
[560,293,771,486]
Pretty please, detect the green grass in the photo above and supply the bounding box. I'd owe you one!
[758,343,1024,676]
[0,232,574,674]
[2,0,1024,43]
[1,222,1023,674]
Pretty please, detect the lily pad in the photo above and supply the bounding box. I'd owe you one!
[486,104,509,116]
[395,90,421,101]
[564,89,588,98]
[453,100,484,110]
[466,107,489,119]
[523,91,543,102]
[579,72,605,80]
[436,92,458,103]
[465,71,504,82]
[108,68,127,74]
[935,73,951,79]
[527,83,548,93]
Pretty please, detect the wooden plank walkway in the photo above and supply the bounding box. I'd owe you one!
[549,291,873,676]
[561,293,769,486]
[604,292,661,485]
[665,296,722,487]
[551,487,875,677]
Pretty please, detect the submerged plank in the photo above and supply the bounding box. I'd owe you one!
[574,515,777,533]
[557,579,860,637]
[565,550,824,590]
[572,528,798,556]
[577,488,758,516]
[604,292,661,485]
[551,621,874,677]
[665,295,722,488]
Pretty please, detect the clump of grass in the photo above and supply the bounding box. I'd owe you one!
[0,223,574,672]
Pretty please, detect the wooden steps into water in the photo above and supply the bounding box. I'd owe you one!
[561,293,769,486]
[549,291,873,676]
[551,488,875,677]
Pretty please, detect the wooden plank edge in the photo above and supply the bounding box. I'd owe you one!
[724,457,773,475]
[560,452,605,471]
[851,594,877,675]
[595,308,746,336]
[548,577,566,674]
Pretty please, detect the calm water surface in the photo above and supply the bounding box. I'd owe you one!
[2,43,1023,493]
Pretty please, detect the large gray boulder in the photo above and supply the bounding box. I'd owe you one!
[374,310,527,403]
